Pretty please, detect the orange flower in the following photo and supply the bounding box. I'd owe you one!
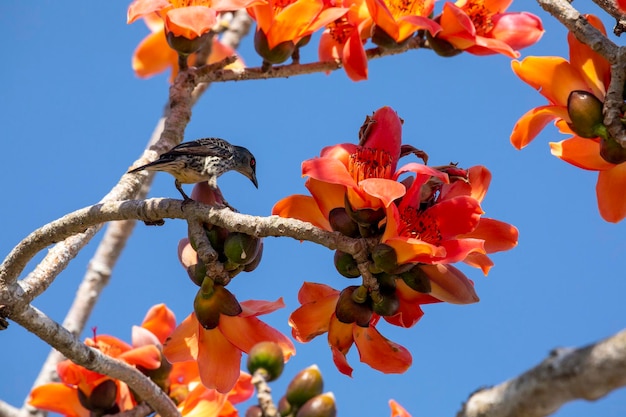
[435,0,543,58]
[163,298,295,393]
[510,15,626,222]
[365,0,441,43]
[389,399,412,417]
[128,0,263,40]
[249,0,348,50]
[132,15,244,81]
[273,106,417,229]
[29,319,164,417]
[290,282,413,376]
[318,0,372,81]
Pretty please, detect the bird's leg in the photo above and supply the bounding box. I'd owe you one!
[212,185,238,212]
[175,179,192,201]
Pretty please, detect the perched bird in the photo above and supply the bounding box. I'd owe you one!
[128,137,258,203]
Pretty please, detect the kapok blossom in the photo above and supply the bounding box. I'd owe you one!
[434,0,543,58]
[510,15,626,222]
[163,298,295,393]
[365,0,441,43]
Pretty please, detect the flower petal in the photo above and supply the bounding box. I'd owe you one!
[240,298,286,317]
[29,383,88,417]
[549,137,614,171]
[165,6,217,39]
[219,315,296,361]
[353,326,412,374]
[359,178,406,207]
[272,194,332,230]
[421,264,479,304]
[141,303,177,344]
[389,399,412,417]
[596,163,626,223]
[459,217,519,253]
[289,293,337,342]
[510,105,569,149]
[303,157,357,188]
[197,327,242,393]
[127,0,171,24]
[163,313,199,362]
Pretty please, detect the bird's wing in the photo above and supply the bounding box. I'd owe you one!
[164,138,233,158]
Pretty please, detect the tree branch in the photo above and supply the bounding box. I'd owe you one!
[457,329,626,417]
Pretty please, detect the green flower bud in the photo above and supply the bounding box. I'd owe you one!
[224,232,262,266]
[335,286,372,327]
[333,250,361,278]
[426,32,462,57]
[78,380,117,412]
[399,264,432,293]
[344,195,386,229]
[244,241,264,272]
[166,31,212,56]
[295,393,337,417]
[600,134,626,164]
[186,260,207,287]
[247,341,285,382]
[371,243,399,274]
[567,90,605,138]
[370,25,408,50]
[254,29,295,65]
[194,284,242,329]
[138,350,172,392]
[278,396,292,417]
[328,207,359,237]
[285,365,324,408]
[371,289,400,317]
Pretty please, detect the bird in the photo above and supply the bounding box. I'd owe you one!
[128,137,258,204]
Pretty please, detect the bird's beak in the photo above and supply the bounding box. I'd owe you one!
[250,173,258,189]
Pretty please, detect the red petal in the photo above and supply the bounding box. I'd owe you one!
[353,326,412,374]
[141,303,177,344]
[272,194,332,231]
[425,195,483,239]
[297,281,339,304]
[289,295,336,342]
[421,264,479,304]
[459,217,518,253]
[240,298,286,317]
[197,327,242,393]
[220,315,296,360]
[597,163,626,222]
[364,106,403,171]
[127,0,170,24]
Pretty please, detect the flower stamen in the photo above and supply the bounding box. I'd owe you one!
[349,147,393,183]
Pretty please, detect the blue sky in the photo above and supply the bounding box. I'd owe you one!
[1,2,625,416]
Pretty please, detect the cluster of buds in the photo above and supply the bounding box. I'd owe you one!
[179,183,263,329]
[246,342,336,417]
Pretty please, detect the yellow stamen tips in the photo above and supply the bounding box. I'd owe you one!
[349,147,393,183]
[463,0,493,36]
[384,0,427,19]
[328,17,353,45]
[399,207,441,244]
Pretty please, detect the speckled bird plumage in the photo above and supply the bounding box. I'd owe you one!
[128,137,258,201]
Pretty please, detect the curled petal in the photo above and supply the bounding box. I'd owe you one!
[359,178,406,207]
[29,383,88,417]
[141,303,177,344]
[510,105,569,149]
[289,295,337,342]
[127,0,171,24]
[240,298,286,317]
[297,281,340,304]
[303,157,357,188]
[421,264,479,304]
[272,194,332,231]
[353,326,412,374]
[597,163,626,223]
[389,399,412,417]
[331,345,354,377]
[549,137,614,171]
[459,217,519,253]
[165,6,217,39]
[220,315,295,360]
[490,12,544,51]
[463,252,494,275]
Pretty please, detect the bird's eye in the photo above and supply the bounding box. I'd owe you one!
[250,158,256,168]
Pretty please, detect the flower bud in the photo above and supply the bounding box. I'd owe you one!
[600,135,626,164]
[295,392,337,417]
[285,365,324,408]
[370,25,407,49]
[78,380,117,412]
[399,264,432,293]
[328,207,359,237]
[335,286,372,327]
[138,350,172,392]
[567,90,605,138]
[244,241,264,272]
[371,289,400,317]
[247,341,285,382]
[224,232,262,266]
[333,250,361,278]
[245,406,263,417]
[166,30,212,56]
[426,32,462,57]
[278,396,292,416]
[254,29,295,65]
[344,195,385,229]
[194,283,242,329]
[371,244,399,274]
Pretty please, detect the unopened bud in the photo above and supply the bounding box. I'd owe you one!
[194,284,242,329]
[371,244,399,273]
[278,396,292,416]
[247,341,285,382]
[244,241,264,272]
[245,406,263,417]
[295,392,337,417]
[567,90,605,138]
[254,29,295,64]
[370,25,407,49]
[344,195,385,229]
[335,286,372,327]
[371,289,400,317]
[600,135,626,164]
[328,207,359,237]
[224,232,262,266]
[285,365,324,408]
[78,380,117,412]
[333,250,361,278]
[399,264,432,293]
[166,31,212,56]
[426,32,462,57]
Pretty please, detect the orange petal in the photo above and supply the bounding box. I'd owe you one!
[549,137,614,171]
[385,237,446,264]
[510,105,568,149]
[272,194,332,231]
[267,0,323,48]
[165,6,217,39]
[459,217,519,253]
[163,313,199,362]
[328,315,355,354]
[298,282,339,304]
[468,165,491,202]
[289,295,337,342]
[353,326,412,373]
[365,0,399,40]
[226,372,254,404]
[141,304,177,344]
[421,264,479,304]
[132,29,178,78]
[240,298,286,317]
[384,296,425,328]
[219,315,296,361]
[331,344,354,376]
[342,30,368,81]
[127,0,171,24]
[29,383,88,417]
[181,384,228,417]
[463,252,494,275]
[197,328,242,393]
[119,345,162,369]
[359,178,406,207]
[596,163,626,222]
[306,178,346,218]
[512,56,590,106]
[389,399,412,417]
[302,157,357,189]
[397,16,441,41]
[568,14,610,99]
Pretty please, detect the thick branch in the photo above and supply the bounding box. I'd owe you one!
[604,47,626,147]
[458,329,626,417]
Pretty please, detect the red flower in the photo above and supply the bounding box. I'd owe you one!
[435,0,543,58]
